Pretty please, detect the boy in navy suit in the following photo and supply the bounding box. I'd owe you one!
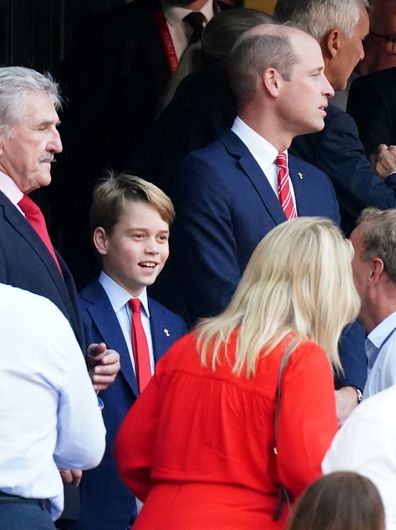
[75,174,186,530]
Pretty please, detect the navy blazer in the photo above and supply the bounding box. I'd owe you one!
[75,279,186,530]
[0,190,84,349]
[169,130,366,390]
[291,103,396,236]
[171,130,340,320]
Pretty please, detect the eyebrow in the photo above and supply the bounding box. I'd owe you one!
[309,66,324,74]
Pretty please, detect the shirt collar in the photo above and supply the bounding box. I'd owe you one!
[0,171,23,206]
[99,271,150,317]
[162,0,213,26]
[231,116,281,171]
[367,310,396,350]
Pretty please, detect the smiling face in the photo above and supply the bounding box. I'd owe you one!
[278,32,334,137]
[95,201,170,297]
[0,90,62,193]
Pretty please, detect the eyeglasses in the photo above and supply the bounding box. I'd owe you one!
[368,31,396,53]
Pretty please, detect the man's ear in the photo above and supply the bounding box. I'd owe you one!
[324,28,342,59]
[262,68,282,98]
[93,227,108,256]
[370,257,385,285]
[0,134,5,156]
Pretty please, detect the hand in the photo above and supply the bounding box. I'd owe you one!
[87,342,120,391]
[59,468,82,487]
[335,386,359,427]
[374,144,396,179]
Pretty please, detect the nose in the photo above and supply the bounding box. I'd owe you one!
[48,127,63,154]
[145,239,160,255]
[322,73,335,98]
[359,40,365,62]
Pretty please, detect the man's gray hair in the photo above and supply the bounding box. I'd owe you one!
[0,66,61,136]
[227,30,299,108]
[274,0,369,41]
[357,207,396,283]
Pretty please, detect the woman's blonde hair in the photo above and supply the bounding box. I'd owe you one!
[196,217,360,378]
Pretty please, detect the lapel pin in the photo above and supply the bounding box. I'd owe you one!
[164,328,170,337]
[298,172,304,180]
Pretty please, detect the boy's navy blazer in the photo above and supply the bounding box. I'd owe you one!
[76,278,186,530]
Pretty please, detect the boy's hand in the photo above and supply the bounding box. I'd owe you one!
[87,342,120,391]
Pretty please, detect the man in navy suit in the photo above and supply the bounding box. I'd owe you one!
[274,0,396,236]
[0,66,120,526]
[75,174,186,530]
[169,23,366,424]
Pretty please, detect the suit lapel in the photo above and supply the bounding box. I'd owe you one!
[0,192,83,340]
[149,299,178,363]
[84,282,139,397]
[221,131,287,225]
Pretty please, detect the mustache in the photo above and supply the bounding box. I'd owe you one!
[39,155,56,163]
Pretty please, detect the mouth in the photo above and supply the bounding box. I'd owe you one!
[138,261,159,269]
[319,105,327,116]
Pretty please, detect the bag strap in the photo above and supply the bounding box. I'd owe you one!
[272,346,294,521]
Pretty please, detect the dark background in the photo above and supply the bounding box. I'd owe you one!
[0,0,126,73]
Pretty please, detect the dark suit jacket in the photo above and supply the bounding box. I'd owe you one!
[52,1,227,289]
[168,129,366,390]
[0,190,84,349]
[75,279,186,530]
[347,67,396,157]
[291,103,396,236]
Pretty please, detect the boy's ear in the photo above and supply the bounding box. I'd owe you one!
[93,227,108,256]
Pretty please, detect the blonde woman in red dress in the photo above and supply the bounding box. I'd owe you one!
[116,217,360,530]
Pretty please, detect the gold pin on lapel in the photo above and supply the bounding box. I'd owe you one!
[298,172,304,180]
[164,328,170,337]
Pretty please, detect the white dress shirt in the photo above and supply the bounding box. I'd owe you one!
[231,116,297,204]
[363,310,396,398]
[323,385,396,530]
[0,170,23,209]
[99,272,155,375]
[0,284,106,520]
[161,0,214,59]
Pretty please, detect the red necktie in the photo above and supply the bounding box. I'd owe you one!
[18,194,62,273]
[128,299,152,393]
[275,152,297,220]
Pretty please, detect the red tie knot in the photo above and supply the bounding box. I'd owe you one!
[129,298,141,314]
[275,152,287,167]
[18,194,41,216]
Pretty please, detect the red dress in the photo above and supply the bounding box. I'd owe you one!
[116,331,338,529]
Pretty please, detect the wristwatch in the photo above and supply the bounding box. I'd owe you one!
[353,386,363,404]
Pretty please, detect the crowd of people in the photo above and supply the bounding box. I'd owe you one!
[1,0,396,529]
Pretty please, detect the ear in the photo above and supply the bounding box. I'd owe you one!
[324,28,342,59]
[261,68,283,98]
[0,134,5,156]
[93,227,108,256]
[369,257,385,286]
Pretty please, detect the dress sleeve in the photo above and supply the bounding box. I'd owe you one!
[276,342,338,499]
[115,373,161,501]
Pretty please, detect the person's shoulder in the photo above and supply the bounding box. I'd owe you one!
[352,67,396,90]
[0,284,75,346]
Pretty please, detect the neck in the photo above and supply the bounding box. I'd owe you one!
[238,108,292,152]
